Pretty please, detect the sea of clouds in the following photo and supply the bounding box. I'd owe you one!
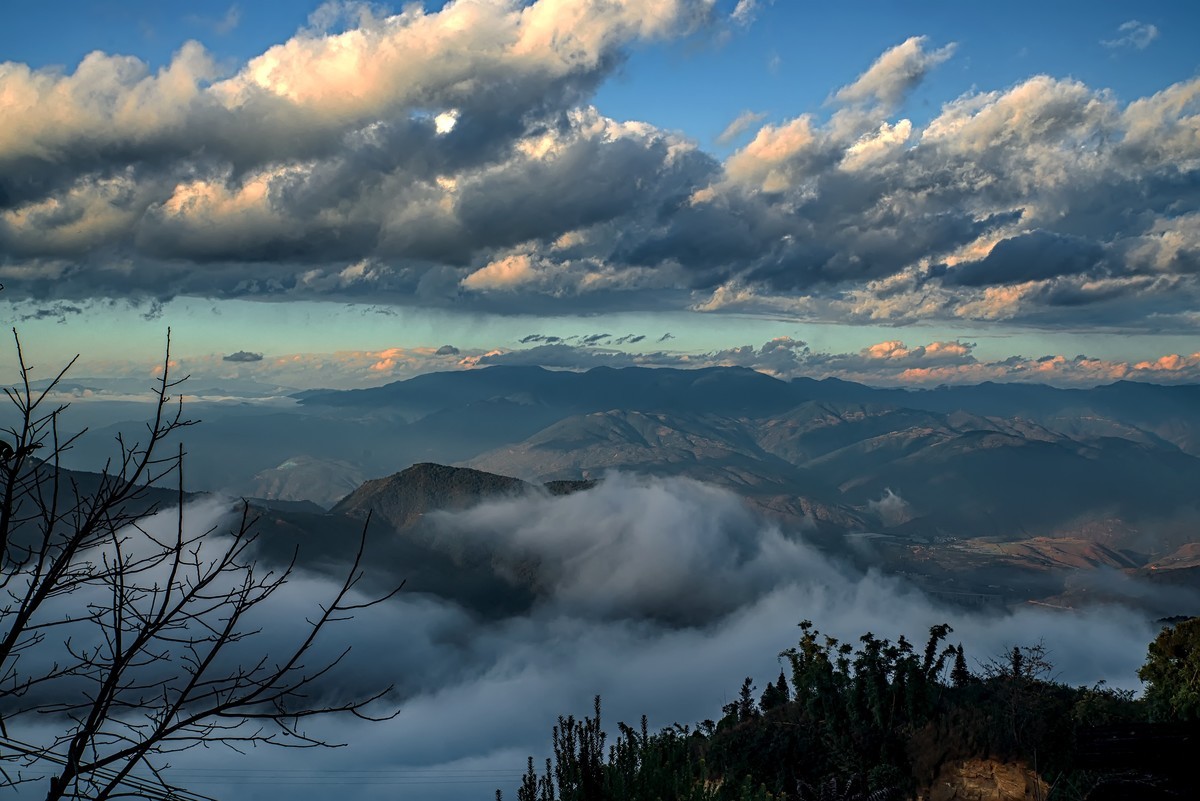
[7,476,1167,800]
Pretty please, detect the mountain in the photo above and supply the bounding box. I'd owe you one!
[248,455,366,508]
[40,364,1200,605]
[248,463,593,618]
[299,365,805,418]
[54,367,1200,499]
[332,462,532,530]
[244,499,540,619]
[225,450,1197,620]
[467,409,821,494]
[831,431,1200,548]
[463,395,1200,555]
[861,380,1200,456]
[298,367,1200,459]
[331,462,593,531]
[752,402,971,467]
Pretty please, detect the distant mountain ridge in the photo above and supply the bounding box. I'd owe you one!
[60,365,1200,502]
[254,366,1200,562]
[331,462,593,531]
[299,366,1200,456]
[53,364,1200,599]
[464,397,1200,552]
[299,365,807,419]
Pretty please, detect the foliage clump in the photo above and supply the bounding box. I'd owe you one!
[502,618,1199,801]
[1138,616,1200,722]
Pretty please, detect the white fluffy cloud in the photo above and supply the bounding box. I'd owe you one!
[834,35,956,108]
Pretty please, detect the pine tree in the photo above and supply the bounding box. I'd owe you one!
[951,644,973,687]
[776,670,791,703]
[759,681,781,713]
[737,677,758,721]
[1009,646,1024,679]
[519,756,540,801]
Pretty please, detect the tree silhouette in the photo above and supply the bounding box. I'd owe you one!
[1138,617,1200,722]
[0,330,399,800]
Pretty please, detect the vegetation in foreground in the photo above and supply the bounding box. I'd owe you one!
[501,618,1200,801]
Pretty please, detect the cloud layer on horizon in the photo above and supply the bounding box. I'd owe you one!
[32,334,1200,396]
[1,1,1197,335]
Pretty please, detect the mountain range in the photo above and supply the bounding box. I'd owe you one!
[28,365,1200,615]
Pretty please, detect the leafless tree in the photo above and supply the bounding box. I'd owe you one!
[0,329,399,800]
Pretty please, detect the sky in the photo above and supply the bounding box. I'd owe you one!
[2,0,1200,389]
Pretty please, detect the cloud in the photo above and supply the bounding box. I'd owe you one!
[0,15,1198,332]
[1102,20,1160,50]
[868,488,913,527]
[13,302,83,322]
[432,473,815,623]
[716,110,767,145]
[51,335,1200,396]
[944,231,1106,287]
[231,474,1160,801]
[461,253,549,291]
[474,343,645,371]
[9,477,1181,801]
[580,332,611,345]
[730,0,770,27]
[834,36,956,108]
[0,0,710,247]
[52,344,497,395]
[188,4,242,36]
[472,337,1200,388]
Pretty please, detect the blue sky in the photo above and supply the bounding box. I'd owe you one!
[3,1,1192,136]
[2,0,1199,389]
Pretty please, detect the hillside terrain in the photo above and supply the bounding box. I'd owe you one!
[36,366,1200,613]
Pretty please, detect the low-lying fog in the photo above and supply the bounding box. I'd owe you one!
[15,476,1173,800]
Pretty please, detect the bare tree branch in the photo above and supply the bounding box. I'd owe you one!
[0,330,400,800]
